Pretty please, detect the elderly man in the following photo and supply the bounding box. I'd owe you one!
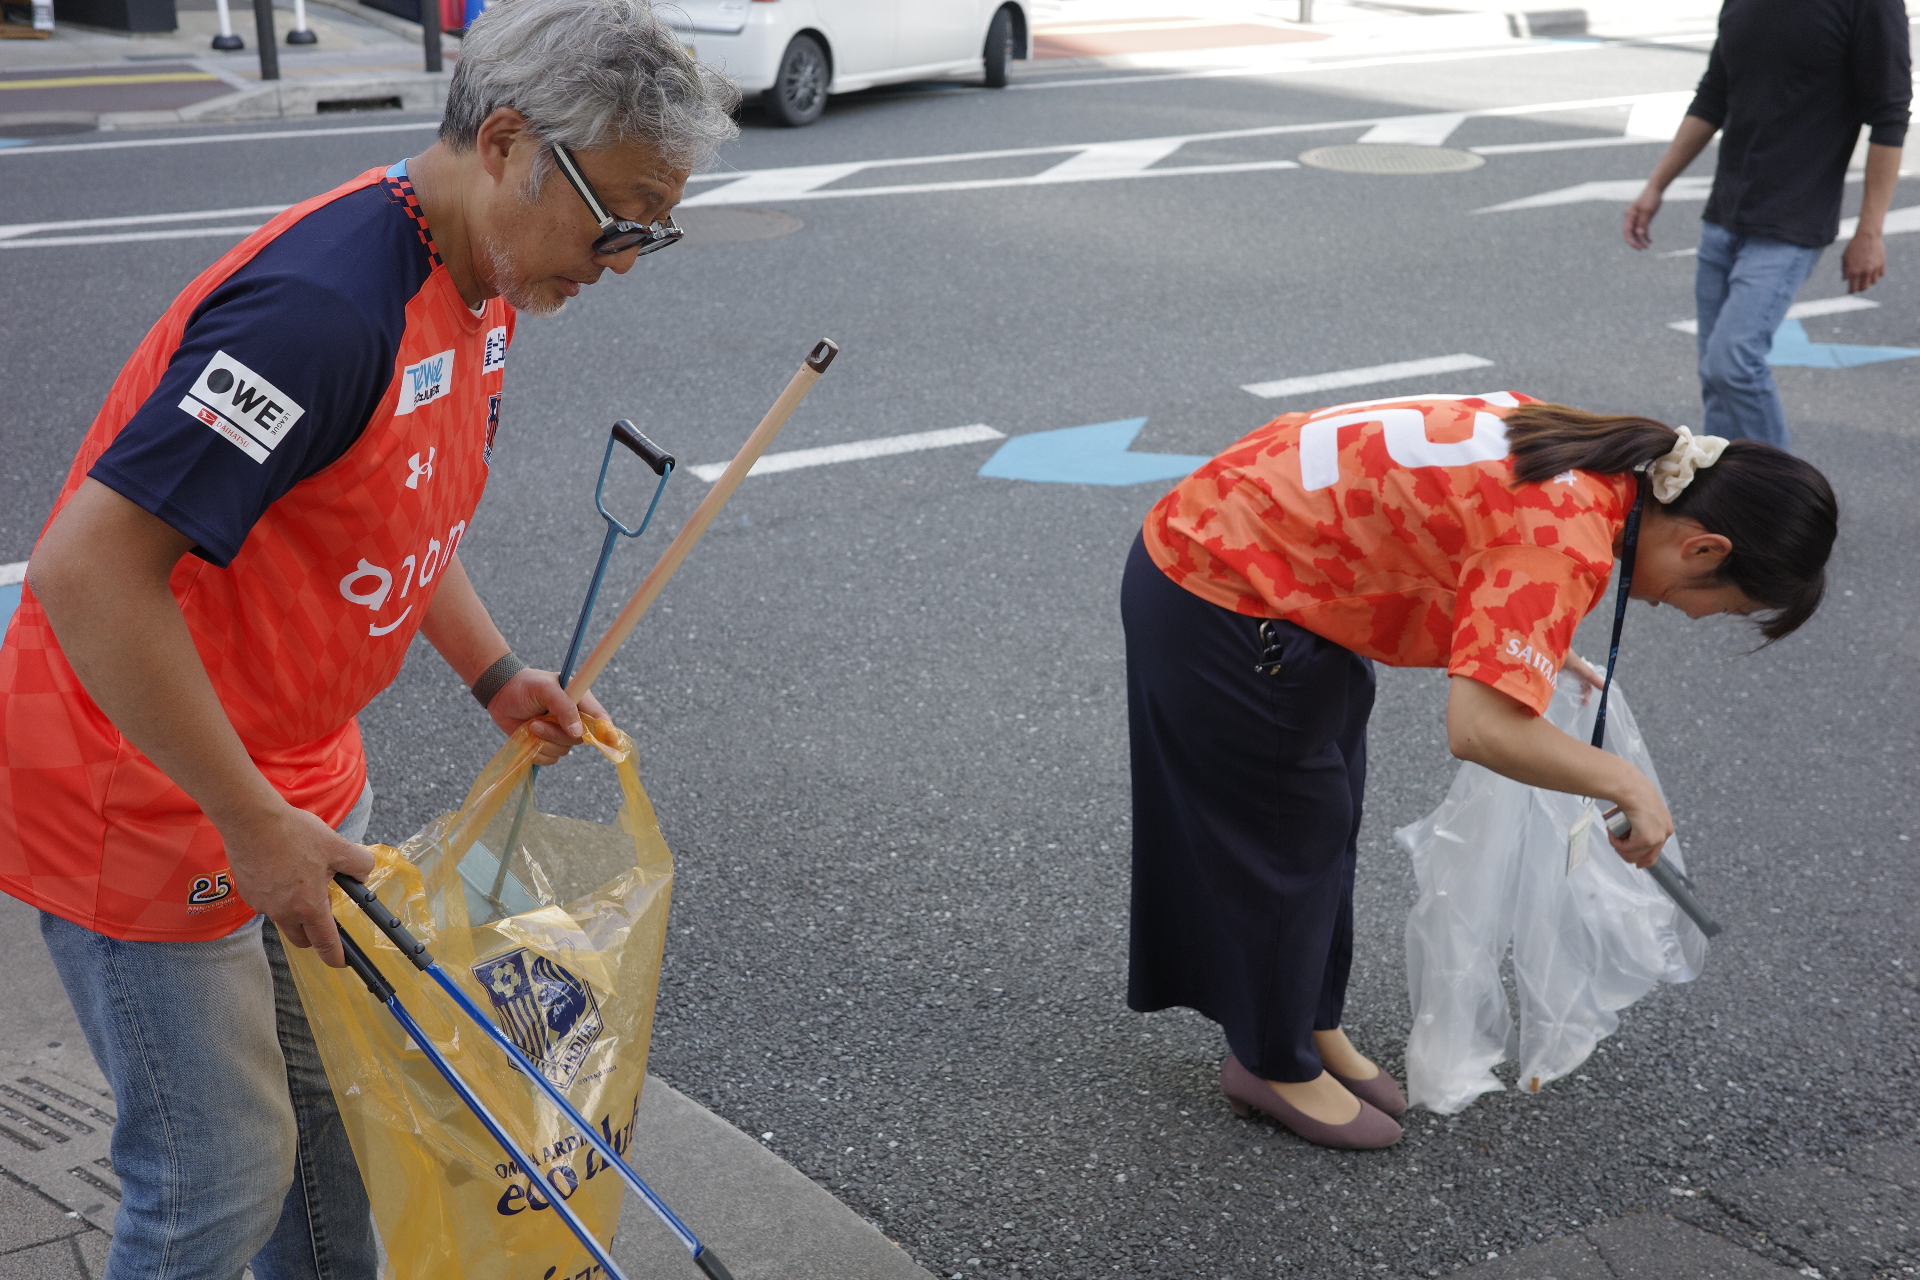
[1624,0,1910,449]
[0,1,736,1275]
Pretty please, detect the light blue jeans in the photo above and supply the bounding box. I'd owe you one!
[39,785,377,1280]
[1695,219,1825,450]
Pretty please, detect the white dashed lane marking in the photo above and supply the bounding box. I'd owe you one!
[1242,354,1495,399]
[686,424,1006,483]
[1668,296,1877,335]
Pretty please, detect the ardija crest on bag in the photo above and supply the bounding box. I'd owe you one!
[471,948,604,1088]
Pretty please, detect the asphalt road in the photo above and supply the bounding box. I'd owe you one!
[2,28,1918,1280]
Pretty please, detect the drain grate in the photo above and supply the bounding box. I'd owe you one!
[0,1050,119,1231]
[1298,144,1486,175]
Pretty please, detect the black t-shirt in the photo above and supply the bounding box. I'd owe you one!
[89,169,437,566]
[1689,0,1912,248]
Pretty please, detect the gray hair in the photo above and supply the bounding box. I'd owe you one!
[441,0,739,181]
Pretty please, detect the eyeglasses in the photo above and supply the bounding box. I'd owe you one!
[549,141,684,258]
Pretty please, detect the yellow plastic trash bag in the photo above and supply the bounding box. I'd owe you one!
[287,717,673,1280]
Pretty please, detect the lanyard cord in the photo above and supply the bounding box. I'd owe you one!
[1589,471,1649,752]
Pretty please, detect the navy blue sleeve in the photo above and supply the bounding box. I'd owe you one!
[89,272,396,567]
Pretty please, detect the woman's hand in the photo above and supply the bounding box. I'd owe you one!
[1562,652,1604,702]
[1605,779,1673,869]
[486,668,610,765]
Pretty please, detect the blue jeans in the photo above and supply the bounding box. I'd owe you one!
[39,786,377,1280]
[1694,219,1824,449]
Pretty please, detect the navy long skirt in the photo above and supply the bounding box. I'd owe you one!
[1122,532,1376,1083]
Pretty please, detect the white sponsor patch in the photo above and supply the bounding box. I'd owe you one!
[483,326,507,375]
[183,349,305,454]
[179,394,269,463]
[395,348,454,415]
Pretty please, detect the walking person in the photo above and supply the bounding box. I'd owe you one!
[1124,392,1836,1148]
[0,1,737,1275]
[1623,0,1910,449]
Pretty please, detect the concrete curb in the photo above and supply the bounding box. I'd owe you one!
[616,1077,935,1280]
[95,68,447,126]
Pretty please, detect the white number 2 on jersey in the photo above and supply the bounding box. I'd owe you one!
[1298,393,1516,492]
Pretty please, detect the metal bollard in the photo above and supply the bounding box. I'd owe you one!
[211,0,243,50]
[422,0,442,73]
[250,0,280,78]
[287,0,316,44]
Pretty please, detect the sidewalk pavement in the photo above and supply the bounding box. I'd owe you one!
[0,890,933,1280]
[0,0,1723,133]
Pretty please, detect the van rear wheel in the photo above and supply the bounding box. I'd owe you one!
[765,33,829,127]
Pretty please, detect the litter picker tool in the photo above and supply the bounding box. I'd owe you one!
[489,420,674,914]
[333,874,736,1280]
[564,337,838,704]
[1588,471,1724,939]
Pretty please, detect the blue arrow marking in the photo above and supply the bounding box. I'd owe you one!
[978,418,1210,486]
[1768,318,1920,369]
[0,584,18,632]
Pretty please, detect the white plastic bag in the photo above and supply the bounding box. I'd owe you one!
[1398,674,1708,1114]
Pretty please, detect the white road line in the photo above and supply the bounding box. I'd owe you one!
[1474,175,1712,213]
[682,91,1707,209]
[686,424,1006,483]
[1840,204,1920,238]
[1471,135,1662,156]
[1359,113,1469,147]
[0,204,287,241]
[1242,354,1495,399]
[1,225,266,249]
[1667,297,1879,335]
[0,562,24,587]
[0,119,440,158]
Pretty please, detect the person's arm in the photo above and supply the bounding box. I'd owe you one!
[1445,676,1673,866]
[419,551,606,764]
[28,479,376,964]
[1841,142,1902,292]
[1623,115,1719,250]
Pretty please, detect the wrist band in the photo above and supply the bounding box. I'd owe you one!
[470,653,527,710]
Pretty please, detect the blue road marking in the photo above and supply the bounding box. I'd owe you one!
[1769,318,1920,369]
[0,583,18,632]
[978,419,1210,486]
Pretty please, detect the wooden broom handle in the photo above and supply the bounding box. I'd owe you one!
[565,339,838,702]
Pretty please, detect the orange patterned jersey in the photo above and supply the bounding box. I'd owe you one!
[0,163,509,941]
[1142,392,1633,714]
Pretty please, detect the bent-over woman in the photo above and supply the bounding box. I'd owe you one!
[1123,393,1836,1149]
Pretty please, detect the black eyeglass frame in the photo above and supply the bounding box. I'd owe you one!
[549,141,684,258]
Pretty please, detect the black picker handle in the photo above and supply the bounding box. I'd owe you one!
[1600,809,1725,938]
[334,874,434,971]
[612,420,674,476]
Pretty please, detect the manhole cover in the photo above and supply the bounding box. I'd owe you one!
[1298,144,1485,175]
[673,206,803,247]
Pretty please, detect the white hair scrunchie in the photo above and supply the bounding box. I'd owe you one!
[1646,425,1729,503]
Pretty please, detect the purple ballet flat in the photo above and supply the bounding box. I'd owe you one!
[1220,1053,1402,1150]
[1329,1067,1408,1118]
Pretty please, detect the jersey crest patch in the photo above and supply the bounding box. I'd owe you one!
[471,948,603,1088]
[396,349,454,416]
[483,325,507,375]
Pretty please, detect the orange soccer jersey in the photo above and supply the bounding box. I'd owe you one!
[0,163,509,941]
[1142,392,1634,714]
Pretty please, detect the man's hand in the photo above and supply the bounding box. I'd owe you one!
[222,801,377,967]
[1842,229,1887,293]
[1623,186,1663,250]
[487,669,610,765]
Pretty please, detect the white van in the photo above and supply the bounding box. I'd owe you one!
[666,1,1032,126]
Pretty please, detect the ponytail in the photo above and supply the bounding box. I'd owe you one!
[1505,403,1838,641]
